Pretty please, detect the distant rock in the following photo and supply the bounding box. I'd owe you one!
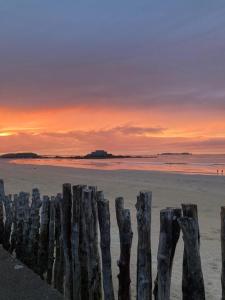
[0,152,41,159]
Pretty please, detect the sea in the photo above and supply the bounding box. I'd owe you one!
[11,154,225,176]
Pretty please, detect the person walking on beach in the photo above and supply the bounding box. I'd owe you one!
[222,170,224,176]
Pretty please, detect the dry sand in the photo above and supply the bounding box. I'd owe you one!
[0,159,225,299]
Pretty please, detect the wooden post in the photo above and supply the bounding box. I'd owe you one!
[178,217,205,300]
[221,207,225,299]
[0,179,5,244]
[97,191,115,300]
[47,197,56,284]
[10,194,19,254]
[79,185,89,300]
[27,188,42,270]
[71,185,81,300]
[60,183,73,300]
[154,208,181,300]
[38,195,50,279]
[136,191,152,300]
[182,204,199,299]
[3,195,13,251]
[88,186,102,300]
[16,192,30,262]
[115,197,133,300]
[54,193,64,293]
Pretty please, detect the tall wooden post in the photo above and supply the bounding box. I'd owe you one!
[38,195,50,279]
[27,188,42,270]
[116,197,133,300]
[97,191,115,300]
[136,191,152,300]
[10,194,19,254]
[3,195,13,251]
[54,193,64,293]
[221,207,225,299]
[182,204,199,299]
[154,208,181,300]
[47,197,56,284]
[178,217,205,300]
[71,185,82,300]
[60,183,73,300]
[0,179,5,244]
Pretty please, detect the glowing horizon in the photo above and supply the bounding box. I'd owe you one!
[1,1,225,155]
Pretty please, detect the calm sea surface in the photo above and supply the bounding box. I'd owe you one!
[11,154,225,175]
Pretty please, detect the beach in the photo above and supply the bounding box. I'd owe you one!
[0,159,225,299]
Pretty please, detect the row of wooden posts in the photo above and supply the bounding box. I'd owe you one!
[0,178,224,299]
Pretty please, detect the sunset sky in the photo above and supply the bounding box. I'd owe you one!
[1,1,225,155]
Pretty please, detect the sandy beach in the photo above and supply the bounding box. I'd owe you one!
[0,159,225,299]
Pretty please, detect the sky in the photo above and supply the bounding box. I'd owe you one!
[0,0,225,155]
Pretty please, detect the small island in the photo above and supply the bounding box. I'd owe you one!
[0,152,41,159]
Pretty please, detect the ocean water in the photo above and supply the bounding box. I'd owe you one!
[11,154,225,175]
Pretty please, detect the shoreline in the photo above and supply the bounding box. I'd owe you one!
[8,158,223,177]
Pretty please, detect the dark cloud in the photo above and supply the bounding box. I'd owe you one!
[0,1,225,111]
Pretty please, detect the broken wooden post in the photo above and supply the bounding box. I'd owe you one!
[47,196,56,284]
[136,191,152,300]
[154,208,181,300]
[221,207,225,299]
[3,195,13,251]
[178,217,205,300]
[54,193,64,294]
[38,195,50,279]
[60,183,73,300]
[182,204,199,299]
[71,185,81,300]
[97,191,115,300]
[116,197,133,300]
[0,179,5,244]
[27,188,42,270]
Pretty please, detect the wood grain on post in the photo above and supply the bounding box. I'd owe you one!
[60,183,73,300]
[54,193,64,293]
[178,217,205,300]
[3,195,13,251]
[0,179,5,244]
[38,195,50,279]
[182,204,199,299]
[27,188,42,270]
[221,207,225,299]
[154,208,181,300]
[71,185,81,300]
[116,197,133,300]
[97,191,115,300]
[47,197,56,284]
[136,191,152,300]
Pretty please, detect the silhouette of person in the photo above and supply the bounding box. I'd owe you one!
[222,170,224,176]
[217,170,219,176]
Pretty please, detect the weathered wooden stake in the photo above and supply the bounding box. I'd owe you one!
[136,191,152,300]
[0,179,5,244]
[221,207,225,299]
[38,195,50,279]
[97,191,115,300]
[154,208,181,300]
[3,195,13,251]
[116,197,133,300]
[71,186,81,300]
[182,204,199,299]
[60,183,73,300]
[178,217,205,300]
[47,197,56,284]
[10,194,18,254]
[27,188,42,270]
[54,193,64,293]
